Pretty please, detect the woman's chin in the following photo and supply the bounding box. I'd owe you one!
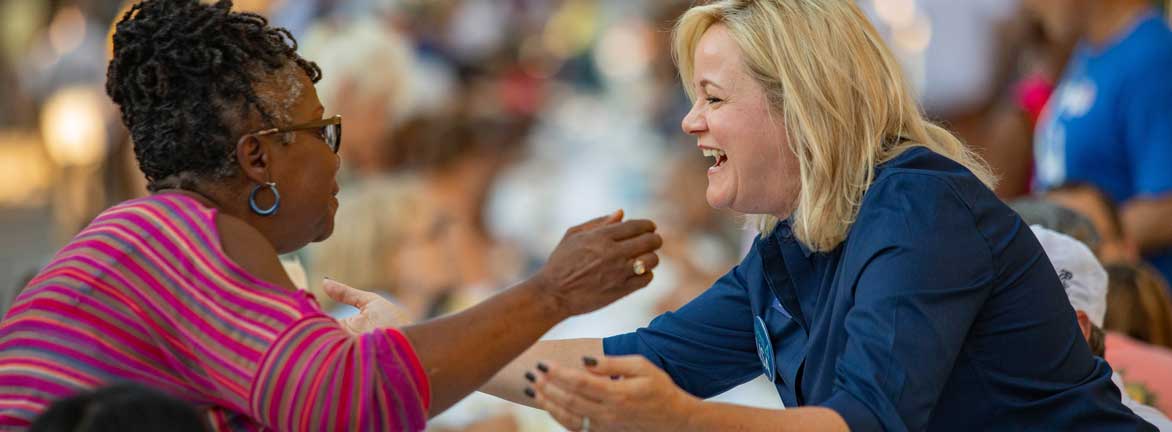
[705,188,733,210]
[313,201,339,242]
[308,214,336,244]
[313,222,335,243]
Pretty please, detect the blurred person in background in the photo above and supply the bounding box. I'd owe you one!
[299,16,414,178]
[1009,182,1145,270]
[1031,226,1172,428]
[295,16,451,316]
[477,0,1153,430]
[1106,263,1172,349]
[392,110,542,432]
[314,100,535,316]
[1105,262,1172,416]
[1027,0,1172,285]
[1013,198,1172,418]
[981,1,1081,198]
[30,384,209,432]
[300,11,536,317]
[1033,181,1172,394]
[403,107,535,312]
[649,151,742,315]
[1045,182,1142,264]
[309,178,457,321]
[0,0,664,430]
[861,0,1024,197]
[1009,196,1102,252]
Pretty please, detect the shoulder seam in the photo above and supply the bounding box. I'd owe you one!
[865,171,997,275]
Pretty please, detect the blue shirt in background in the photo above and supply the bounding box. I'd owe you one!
[606,148,1153,431]
[1034,11,1172,282]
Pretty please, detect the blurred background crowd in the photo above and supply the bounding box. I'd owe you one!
[1,0,1170,430]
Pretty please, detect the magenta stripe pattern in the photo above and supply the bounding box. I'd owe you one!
[0,194,430,431]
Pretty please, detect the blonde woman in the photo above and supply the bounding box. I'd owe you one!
[473,1,1155,430]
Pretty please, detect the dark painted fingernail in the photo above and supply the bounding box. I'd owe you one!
[525,371,536,383]
[582,356,598,367]
[524,387,536,398]
[537,362,549,373]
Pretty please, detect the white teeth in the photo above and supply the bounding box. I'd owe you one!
[701,148,727,165]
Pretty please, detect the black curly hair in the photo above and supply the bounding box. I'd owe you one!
[106,0,321,192]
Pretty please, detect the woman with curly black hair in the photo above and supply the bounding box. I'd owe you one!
[0,1,663,430]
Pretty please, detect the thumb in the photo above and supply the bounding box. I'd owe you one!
[322,278,379,309]
[584,355,652,377]
[568,209,624,234]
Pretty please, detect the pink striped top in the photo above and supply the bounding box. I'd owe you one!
[0,194,430,431]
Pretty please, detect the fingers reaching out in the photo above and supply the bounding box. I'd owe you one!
[568,209,624,235]
[525,356,685,432]
[325,279,412,331]
[323,278,381,309]
[597,218,657,241]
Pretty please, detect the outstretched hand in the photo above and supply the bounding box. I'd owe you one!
[324,279,411,335]
[536,210,664,318]
[528,355,698,432]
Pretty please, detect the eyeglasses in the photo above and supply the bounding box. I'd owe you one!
[250,115,342,153]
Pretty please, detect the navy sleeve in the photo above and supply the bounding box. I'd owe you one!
[603,245,763,398]
[820,174,996,432]
[1123,65,1172,197]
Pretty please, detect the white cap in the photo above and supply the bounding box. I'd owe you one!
[1030,225,1108,327]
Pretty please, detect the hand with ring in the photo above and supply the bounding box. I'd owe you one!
[633,259,647,276]
[534,210,662,318]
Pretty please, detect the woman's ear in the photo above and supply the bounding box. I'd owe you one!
[236,134,271,184]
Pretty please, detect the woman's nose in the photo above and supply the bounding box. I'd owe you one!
[681,104,706,136]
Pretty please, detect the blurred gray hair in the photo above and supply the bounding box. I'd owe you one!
[1008,197,1102,252]
[299,18,414,125]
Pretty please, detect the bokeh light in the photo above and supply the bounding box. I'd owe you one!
[0,133,51,208]
[872,0,916,28]
[893,13,932,53]
[48,7,86,57]
[594,20,653,83]
[39,86,109,167]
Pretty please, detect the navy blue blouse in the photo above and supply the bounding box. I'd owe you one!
[605,147,1153,431]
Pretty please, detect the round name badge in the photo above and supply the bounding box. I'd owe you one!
[754,315,776,383]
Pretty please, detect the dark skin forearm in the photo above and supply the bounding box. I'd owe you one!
[401,278,566,416]
[1122,195,1172,254]
[348,212,662,417]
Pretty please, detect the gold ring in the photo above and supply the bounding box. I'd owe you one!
[633,259,646,276]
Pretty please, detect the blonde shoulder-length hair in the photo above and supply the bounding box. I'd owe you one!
[673,0,996,252]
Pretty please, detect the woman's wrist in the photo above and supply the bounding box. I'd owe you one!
[517,272,572,323]
[525,269,574,320]
[671,390,705,432]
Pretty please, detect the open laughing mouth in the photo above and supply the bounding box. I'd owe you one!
[702,147,728,168]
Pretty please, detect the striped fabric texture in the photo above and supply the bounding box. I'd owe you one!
[0,194,430,431]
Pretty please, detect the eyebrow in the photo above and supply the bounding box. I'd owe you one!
[698,79,724,90]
